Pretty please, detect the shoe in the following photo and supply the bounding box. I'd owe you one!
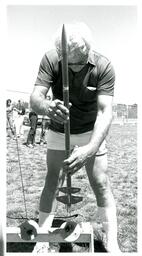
[27,144,34,148]
[32,242,50,254]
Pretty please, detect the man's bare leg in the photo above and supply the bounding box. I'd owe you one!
[32,150,65,254]
[86,154,120,252]
[39,149,65,229]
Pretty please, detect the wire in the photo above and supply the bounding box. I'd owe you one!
[7,213,82,220]
[15,136,28,219]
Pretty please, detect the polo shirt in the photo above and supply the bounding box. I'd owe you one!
[35,49,115,134]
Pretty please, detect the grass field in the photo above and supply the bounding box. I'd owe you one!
[6,122,137,252]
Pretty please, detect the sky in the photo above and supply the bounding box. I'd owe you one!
[6,4,138,104]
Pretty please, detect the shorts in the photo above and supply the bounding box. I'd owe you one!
[46,129,107,156]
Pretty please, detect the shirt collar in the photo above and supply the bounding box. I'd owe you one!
[87,51,96,66]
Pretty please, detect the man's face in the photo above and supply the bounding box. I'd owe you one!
[68,48,87,63]
[68,49,88,72]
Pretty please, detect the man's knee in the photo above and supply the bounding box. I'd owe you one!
[93,172,109,191]
[93,173,111,207]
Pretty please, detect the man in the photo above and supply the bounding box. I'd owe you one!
[13,100,25,138]
[39,95,51,145]
[30,22,120,252]
[6,99,15,138]
[39,115,50,145]
[26,110,38,148]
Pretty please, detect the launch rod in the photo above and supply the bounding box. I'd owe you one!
[61,24,72,209]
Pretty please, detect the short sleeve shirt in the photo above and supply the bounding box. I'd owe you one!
[35,49,115,134]
[16,104,25,115]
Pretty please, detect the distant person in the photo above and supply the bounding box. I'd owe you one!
[13,100,25,138]
[26,110,38,148]
[39,115,51,145]
[6,99,15,138]
[39,96,51,145]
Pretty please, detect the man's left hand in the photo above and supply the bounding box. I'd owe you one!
[63,145,92,175]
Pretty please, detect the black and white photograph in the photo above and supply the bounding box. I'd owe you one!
[2,1,140,254]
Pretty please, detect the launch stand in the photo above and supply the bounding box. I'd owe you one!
[7,222,94,253]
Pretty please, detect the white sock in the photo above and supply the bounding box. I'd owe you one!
[97,206,120,251]
[32,211,55,252]
[39,211,54,231]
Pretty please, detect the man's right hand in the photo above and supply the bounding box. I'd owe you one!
[47,99,72,124]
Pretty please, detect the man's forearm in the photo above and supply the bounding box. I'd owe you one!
[87,110,113,157]
[30,92,50,116]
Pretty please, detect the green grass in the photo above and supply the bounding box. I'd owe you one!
[6,122,137,252]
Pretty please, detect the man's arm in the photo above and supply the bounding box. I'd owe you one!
[30,85,50,116]
[30,85,70,123]
[87,94,113,156]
